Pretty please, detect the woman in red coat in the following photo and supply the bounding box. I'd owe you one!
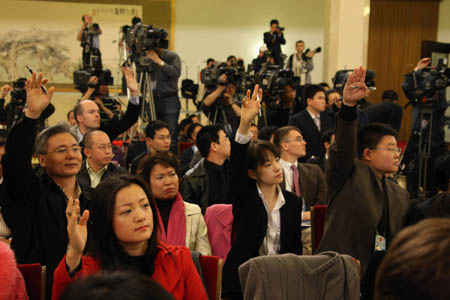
[52,176,207,300]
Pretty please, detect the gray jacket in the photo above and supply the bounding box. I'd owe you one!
[239,252,360,300]
[150,49,181,98]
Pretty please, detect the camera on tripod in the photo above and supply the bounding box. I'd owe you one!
[257,67,300,110]
[201,63,245,90]
[122,24,168,69]
[73,68,114,94]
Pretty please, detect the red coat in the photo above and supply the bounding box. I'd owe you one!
[52,242,208,300]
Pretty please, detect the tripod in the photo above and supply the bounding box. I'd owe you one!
[138,69,157,126]
[416,103,434,198]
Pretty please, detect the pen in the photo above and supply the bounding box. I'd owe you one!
[350,85,376,91]
[25,65,48,95]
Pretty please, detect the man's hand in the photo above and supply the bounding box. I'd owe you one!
[414,57,431,71]
[238,84,263,135]
[217,74,227,86]
[25,72,55,119]
[121,67,139,97]
[0,85,12,98]
[88,76,98,87]
[146,50,163,66]
[342,66,367,107]
[306,50,315,58]
[93,97,104,109]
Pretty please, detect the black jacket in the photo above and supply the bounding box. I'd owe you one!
[289,109,334,160]
[2,117,90,300]
[222,140,303,298]
[77,160,128,190]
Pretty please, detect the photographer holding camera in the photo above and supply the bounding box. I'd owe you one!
[287,40,320,85]
[201,74,241,135]
[1,78,54,131]
[77,14,102,70]
[81,75,121,124]
[265,82,305,127]
[263,19,286,66]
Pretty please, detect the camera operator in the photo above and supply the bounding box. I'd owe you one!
[201,74,241,135]
[81,76,121,124]
[2,78,54,131]
[252,46,277,73]
[77,14,102,70]
[287,40,316,85]
[263,19,286,66]
[144,47,181,151]
[265,82,305,127]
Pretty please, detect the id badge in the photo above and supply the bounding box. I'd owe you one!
[375,234,386,251]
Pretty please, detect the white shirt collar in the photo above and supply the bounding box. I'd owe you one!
[306,107,320,120]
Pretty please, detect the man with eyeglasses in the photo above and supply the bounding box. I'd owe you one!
[129,120,171,174]
[1,72,90,299]
[273,125,327,255]
[77,130,127,189]
[316,67,409,300]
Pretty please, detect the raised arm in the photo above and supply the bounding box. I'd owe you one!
[327,67,367,197]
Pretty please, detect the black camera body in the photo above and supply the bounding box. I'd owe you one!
[257,67,300,109]
[10,78,27,107]
[411,64,450,103]
[201,63,245,90]
[73,68,114,94]
[122,24,168,68]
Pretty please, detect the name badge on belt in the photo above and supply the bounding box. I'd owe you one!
[375,234,386,251]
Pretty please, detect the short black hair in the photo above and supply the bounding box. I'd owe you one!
[382,89,399,102]
[206,58,215,65]
[270,19,279,26]
[196,125,223,158]
[247,140,280,171]
[357,123,397,159]
[258,126,278,141]
[432,152,450,191]
[325,88,341,105]
[131,17,142,25]
[319,82,330,89]
[138,151,180,180]
[227,55,236,62]
[178,118,193,133]
[304,84,324,102]
[59,271,175,300]
[321,128,335,145]
[145,120,169,139]
[188,114,199,122]
[187,123,203,140]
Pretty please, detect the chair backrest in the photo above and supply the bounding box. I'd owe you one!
[311,204,327,253]
[199,255,223,300]
[204,204,233,260]
[17,263,45,300]
[179,142,193,154]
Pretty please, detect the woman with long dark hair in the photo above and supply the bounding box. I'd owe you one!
[52,176,207,300]
[222,85,303,299]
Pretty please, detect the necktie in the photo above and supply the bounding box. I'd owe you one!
[291,164,302,197]
[314,116,321,131]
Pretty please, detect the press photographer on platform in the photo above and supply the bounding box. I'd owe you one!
[77,14,102,70]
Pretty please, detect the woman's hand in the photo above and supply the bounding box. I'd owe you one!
[65,198,89,272]
[237,84,263,135]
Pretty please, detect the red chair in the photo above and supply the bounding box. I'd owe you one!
[311,205,327,254]
[17,263,46,300]
[199,255,223,300]
[179,142,193,154]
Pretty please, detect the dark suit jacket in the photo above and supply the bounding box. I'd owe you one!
[77,160,128,190]
[263,31,286,57]
[222,140,303,298]
[364,101,403,132]
[281,162,327,209]
[307,154,327,173]
[316,107,410,277]
[289,109,334,160]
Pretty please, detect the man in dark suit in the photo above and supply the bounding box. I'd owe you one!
[316,67,410,300]
[364,89,403,132]
[307,128,335,173]
[289,84,334,160]
[273,125,327,254]
[263,19,286,66]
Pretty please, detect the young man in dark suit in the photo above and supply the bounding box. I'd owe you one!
[289,84,334,160]
[317,67,410,300]
[273,125,327,254]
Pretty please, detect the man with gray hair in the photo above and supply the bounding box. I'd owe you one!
[2,72,89,300]
[77,130,127,189]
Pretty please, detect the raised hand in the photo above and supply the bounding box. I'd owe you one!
[65,198,89,272]
[414,57,431,71]
[238,84,263,135]
[1,84,12,98]
[121,66,138,97]
[342,66,367,107]
[25,72,55,119]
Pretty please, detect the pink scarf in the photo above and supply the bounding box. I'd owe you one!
[154,192,186,246]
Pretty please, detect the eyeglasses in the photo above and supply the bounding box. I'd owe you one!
[154,135,171,141]
[286,136,304,143]
[371,147,402,154]
[94,143,112,152]
[42,145,82,155]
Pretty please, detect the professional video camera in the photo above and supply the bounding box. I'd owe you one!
[201,62,245,90]
[73,68,114,94]
[332,69,376,93]
[122,24,168,68]
[406,60,450,105]
[10,78,27,107]
[257,67,300,109]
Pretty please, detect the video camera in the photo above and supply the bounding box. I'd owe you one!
[406,59,450,104]
[122,24,168,68]
[256,67,300,109]
[10,78,27,107]
[332,69,376,93]
[73,68,114,94]
[201,62,245,91]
